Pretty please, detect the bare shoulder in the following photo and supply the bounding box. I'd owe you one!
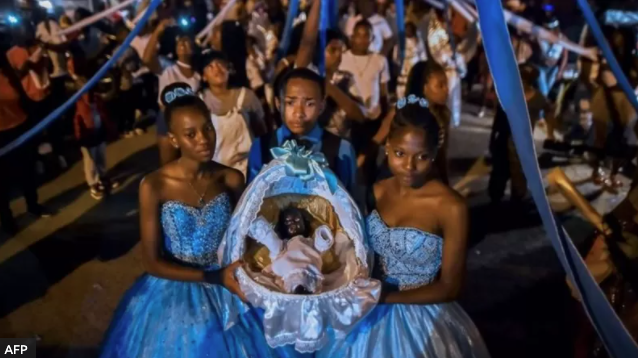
[210,162,245,188]
[373,177,394,199]
[140,162,179,196]
[432,182,468,218]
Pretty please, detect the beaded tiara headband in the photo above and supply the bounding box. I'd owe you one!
[395,95,445,149]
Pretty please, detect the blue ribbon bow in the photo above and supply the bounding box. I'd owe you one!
[270,140,339,194]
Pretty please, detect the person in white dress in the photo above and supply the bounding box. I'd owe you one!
[200,51,266,177]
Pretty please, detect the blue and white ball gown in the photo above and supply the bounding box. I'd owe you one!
[100,193,291,358]
[318,210,491,358]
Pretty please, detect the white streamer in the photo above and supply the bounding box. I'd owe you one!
[448,0,475,23]
[457,0,597,60]
[57,0,137,36]
[196,0,238,42]
[503,9,597,60]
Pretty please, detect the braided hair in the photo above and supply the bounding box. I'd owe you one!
[389,97,443,159]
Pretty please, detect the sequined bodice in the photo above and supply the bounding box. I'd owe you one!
[161,193,231,269]
[367,210,443,290]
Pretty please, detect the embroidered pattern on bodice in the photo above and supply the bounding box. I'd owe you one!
[367,210,443,290]
[161,193,231,269]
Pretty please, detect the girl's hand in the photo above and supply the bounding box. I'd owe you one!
[220,261,248,302]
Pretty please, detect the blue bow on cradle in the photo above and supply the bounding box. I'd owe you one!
[270,140,339,194]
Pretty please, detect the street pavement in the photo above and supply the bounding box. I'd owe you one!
[0,107,627,358]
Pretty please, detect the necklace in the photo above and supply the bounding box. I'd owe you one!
[180,160,209,206]
[351,53,373,78]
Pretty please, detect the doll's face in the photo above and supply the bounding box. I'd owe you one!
[281,209,306,239]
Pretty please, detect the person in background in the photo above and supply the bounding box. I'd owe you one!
[294,0,366,140]
[200,51,266,176]
[533,17,567,97]
[0,57,52,236]
[36,11,73,168]
[589,66,638,188]
[144,18,201,165]
[130,21,160,125]
[340,19,390,151]
[114,24,144,138]
[344,0,394,56]
[207,3,251,89]
[247,68,357,194]
[6,21,62,176]
[394,21,427,99]
[69,58,119,200]
[488,64,553,204]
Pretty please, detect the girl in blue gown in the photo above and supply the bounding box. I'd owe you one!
[318,96,491,357]
[100,83,291,358]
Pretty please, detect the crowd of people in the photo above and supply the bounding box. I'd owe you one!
[1,0,638,356]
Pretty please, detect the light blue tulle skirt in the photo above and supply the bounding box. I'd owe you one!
[100,274,302,358]
[317,302,491,358]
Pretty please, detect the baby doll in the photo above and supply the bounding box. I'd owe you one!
[249,207,334,294]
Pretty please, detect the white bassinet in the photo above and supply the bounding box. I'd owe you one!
[218,141,380,353]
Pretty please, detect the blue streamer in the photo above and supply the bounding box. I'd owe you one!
[475,1,638,357]
[576,0,638,115]
[395,0,405,68]
[0,0,163,158]
[318,0,330,75]
[277,0,300,62]
[327,0,338,30]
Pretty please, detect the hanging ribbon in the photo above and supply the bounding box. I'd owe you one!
[327,0,339,30]
[0,0,162,158]
[576,0,638,115]
[475,1,638,356]
[270,140,339,194]
[196,0,238,44]
[318,0,330,75]
[57,0,137,36]
[395,0,406,69]
[277,0,301,61]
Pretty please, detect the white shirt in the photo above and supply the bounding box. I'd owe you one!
[36,20,68,78]
[344,14,393,54]
[339,50,389,119]
[157,63,201,104]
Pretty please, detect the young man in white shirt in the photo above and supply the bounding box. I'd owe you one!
[339,19,390,122]
[343,0,394,56]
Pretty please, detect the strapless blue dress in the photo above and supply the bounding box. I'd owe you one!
[100,193,294,358]
[318,210,491,358]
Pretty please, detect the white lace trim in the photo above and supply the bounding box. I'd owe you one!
[237,268,381,352]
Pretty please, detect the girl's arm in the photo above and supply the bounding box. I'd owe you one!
[143,19,173,75]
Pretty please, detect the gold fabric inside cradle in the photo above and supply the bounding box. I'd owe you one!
[244,194,344,274]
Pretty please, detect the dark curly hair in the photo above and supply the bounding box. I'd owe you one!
[389,101,442,159]
[405,60,446,98]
